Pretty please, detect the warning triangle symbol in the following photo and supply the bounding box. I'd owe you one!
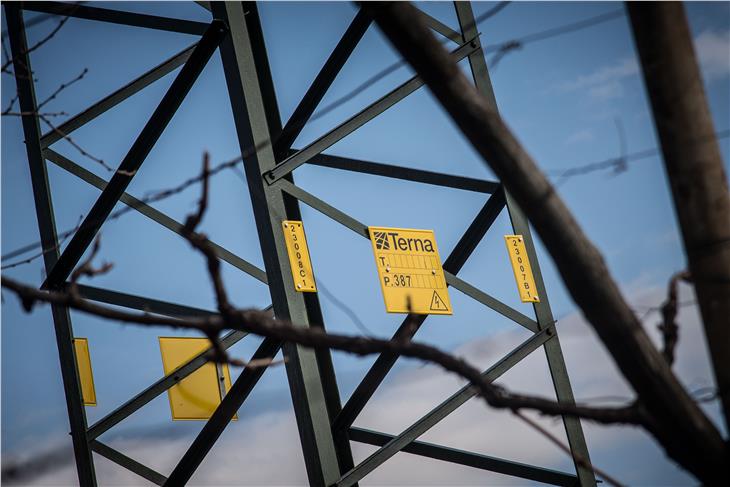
[430,291,449,311]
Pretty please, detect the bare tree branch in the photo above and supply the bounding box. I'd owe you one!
[514,411,625,487]
[1,215,83,270]
[628,1,730,435]
[658,270,691,366]
[1,13,72,74]
[0,275,646,426]
[36,67,88,111]
[361,2,727,483]
[38,114,110,170]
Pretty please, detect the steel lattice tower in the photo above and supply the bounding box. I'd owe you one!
[5,2,595,485]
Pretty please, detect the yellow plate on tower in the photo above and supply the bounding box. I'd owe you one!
[159,337,235,421]
[73,338,97,406]
[282,220,317,292]
[504,235,540,303]
[368,226,452,315]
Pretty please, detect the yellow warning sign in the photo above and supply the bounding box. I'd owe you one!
[73,338,97,406]
[504,235,540,303]
[368,226,452,314]
[282,220,317,292]
[159,337,236,421]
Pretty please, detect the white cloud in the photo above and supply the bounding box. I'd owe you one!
[559,28,729,101]
[563,58,639,91]
[564,128,596,145]
[559,58,638,100]
[694,29,730,82]
[6,284,722,486]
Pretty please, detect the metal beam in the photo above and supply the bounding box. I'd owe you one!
[335,327,554,487]
[41,43,197,148]
[42,21,227,290]
[195,1,212,12]
[74,284,217,318]
[333,314,427,432]
[419,10,463,44]
[44,149,268,284]
[21,2,209,35]
[333,190,509,431]
[40,22,225,290]
[4,4,97,484]
[444,272,538,332]
[443,187,504,271]
[213,3,347,484]
[278,178,368,236]
[164,337,282,485]
[278,179,538,330]
[308,152,499,193]
[264,38,479,184]
[275,9,371,155]
[349,428,577,486]
[90,440,167,486]
[452,3,595,484]
[86,328,251,440]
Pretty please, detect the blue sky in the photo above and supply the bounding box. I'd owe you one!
[2,1,729,485]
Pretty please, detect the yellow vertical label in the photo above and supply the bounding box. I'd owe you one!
[73,338,97,406]
[282,220,317,292]
[159,337,235,421]
[369,226,452,314]
[504,235,540,303]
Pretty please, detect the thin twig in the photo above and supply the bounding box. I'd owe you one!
[550,129,730,181]
[317,279,375,337]
[68,235,113,284]
[1,215,83,270]
[3,110,68,117]
[1,274,645,426]
[1,8,683,270]
[39,114,111,171]
[2,92,19,114]
[658,270,691,366]
[1,14,72,74]
[37,67,88,111]
[514,410,626,487]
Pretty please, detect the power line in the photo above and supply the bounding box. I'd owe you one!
[484,9,625,54]
[311,2,512,121]
[485,8,625,69]
[549,129,730,180]
[0,7,640,268]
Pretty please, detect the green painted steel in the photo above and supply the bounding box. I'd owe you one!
[164,337,282,485]
[453,3,596,485]
[41,43,198,148]
[5,2,593,485]
[4,4,98,484]
[333,191,509,433]
[86,328,249,441]
[90,440,167,485]
[307,152,500,194]
[75,284,219,318]
[22,2,209,35]
[279,179,538,332]
[349,428,577,486]
[276,9,372,156]
[335,328,555,487]
[212,3,347,485]
[41,20,227,290]
[444,272,539,332]
[265,39,480,184]
[44,149,268,283]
